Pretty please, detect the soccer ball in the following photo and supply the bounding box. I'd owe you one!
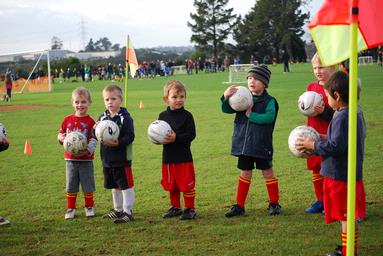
[288,125,320,158]
[147,120,173,144]
[228,86,253,111]
[63,131,88,155]
[95,120,120,144]
[0,123,6,141]
[297,91,323,116]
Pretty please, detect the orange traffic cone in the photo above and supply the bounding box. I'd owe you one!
[139,100,144,109]
[24,139,32,155]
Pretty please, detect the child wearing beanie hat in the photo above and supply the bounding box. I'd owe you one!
[221,64,281,217]
[246,64,271,88]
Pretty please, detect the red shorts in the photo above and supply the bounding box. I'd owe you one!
[323,177,366,224]
[161,162,195,192]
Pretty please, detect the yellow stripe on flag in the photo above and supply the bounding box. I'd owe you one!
[310,25,368,66]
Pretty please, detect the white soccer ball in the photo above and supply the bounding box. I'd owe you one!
[297,91,323,116]
[0,123,6,141]
[63,131,88,155]
[147,120,173,144]
[95,120,120,144]
[288,125,320,158]
[228,86,253,111]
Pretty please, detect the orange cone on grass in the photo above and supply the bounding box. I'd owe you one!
[139,100,144,109]
[24,139,32,155]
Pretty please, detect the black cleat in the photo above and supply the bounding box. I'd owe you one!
[102,209,123,219]
[225,204,245,218]
[180,208,196,220]
[114,211,134,224]
[162,206,183,218]
[268,203,281,215]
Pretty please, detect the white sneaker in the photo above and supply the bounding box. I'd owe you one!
[85,207,95,217]
[65,208,76,219]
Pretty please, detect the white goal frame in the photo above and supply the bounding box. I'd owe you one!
[223,64,256,84]
[358,56,373,65]
[0,49,52,93]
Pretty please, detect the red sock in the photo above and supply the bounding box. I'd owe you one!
[236,176,251,208]
[170,190,181,208]
[265,178,279,204]
[84,192,94,207]
[183,189,196,209]
[312,170,324,201]
[342,229,358,256]
[66,192,77,209]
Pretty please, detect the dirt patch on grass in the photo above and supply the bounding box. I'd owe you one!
[0,104,49,112]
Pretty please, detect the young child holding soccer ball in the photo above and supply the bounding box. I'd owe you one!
[296,71,366,256]
[303,53,336,214]
[157,80,197,220]
[221,64,281,217]
[96,84,135,224]
[58,87,97,219]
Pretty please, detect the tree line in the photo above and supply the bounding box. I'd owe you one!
[50,0,311,64]
[188,0,310,63]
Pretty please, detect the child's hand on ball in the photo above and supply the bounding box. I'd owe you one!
[223,85,238,100]
[163,131,176,144]
[1,136,9,145]
[295,136,315,151]
[312,102,325,116]
[104,138,119,147]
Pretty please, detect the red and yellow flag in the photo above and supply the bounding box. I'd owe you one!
[309,0,383,66]
[126,37,138,77]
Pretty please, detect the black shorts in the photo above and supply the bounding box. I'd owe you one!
[237,155,272,171]
[103,166,134,190]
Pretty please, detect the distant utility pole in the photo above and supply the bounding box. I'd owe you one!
[80,18,87,51]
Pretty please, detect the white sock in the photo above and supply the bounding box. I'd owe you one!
[112,189,123,212]
[122,188,135,215]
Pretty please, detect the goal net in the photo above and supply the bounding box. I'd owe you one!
[358,56,373,65]
[0,50,52,94]
[224,64,256,84]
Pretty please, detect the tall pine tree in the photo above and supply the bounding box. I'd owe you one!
[234,0,309,63]
[188,0,240,60]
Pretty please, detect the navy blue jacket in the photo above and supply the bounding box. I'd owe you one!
[221,90,278,160]
[98,107,134,168]
[316,108,364,181]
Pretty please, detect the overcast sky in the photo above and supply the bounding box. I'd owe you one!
[0,0,322,55]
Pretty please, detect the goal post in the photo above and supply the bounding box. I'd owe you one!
[358,56,373,65]
[0,49,52,94]
[223,64,256,84]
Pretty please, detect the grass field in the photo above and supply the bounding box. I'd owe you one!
[0,63,382,255]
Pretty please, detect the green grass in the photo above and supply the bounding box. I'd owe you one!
[0,63,382,255]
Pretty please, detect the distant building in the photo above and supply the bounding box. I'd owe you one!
[0,49,120,63]
[69,51,120,60]
[49,50,74,60]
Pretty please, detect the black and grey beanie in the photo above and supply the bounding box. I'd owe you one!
[247,64,271,87]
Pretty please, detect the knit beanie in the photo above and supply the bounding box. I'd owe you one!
[247,64,271,87]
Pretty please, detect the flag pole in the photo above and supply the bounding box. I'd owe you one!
[346,1,359,255]
[124,35,129,107]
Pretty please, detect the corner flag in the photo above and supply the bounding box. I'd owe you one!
[126,36,138,78]
[309,0,383,66]
[309,1,383,255]
[124,35,138,107]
